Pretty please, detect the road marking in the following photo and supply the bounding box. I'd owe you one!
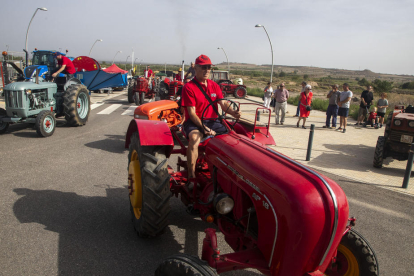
[91,102,105,110]
[121,106,136,116]
[348,198,413,220]
[97,104,122,115]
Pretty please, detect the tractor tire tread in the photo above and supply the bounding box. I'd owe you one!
[128,133,171,238]
[373,136,385,168]
[63,84,90,126]
[155,253,219,276]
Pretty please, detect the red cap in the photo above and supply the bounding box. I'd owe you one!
[195,55,213,66]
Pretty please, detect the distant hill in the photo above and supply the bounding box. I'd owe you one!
[216,62,414,83]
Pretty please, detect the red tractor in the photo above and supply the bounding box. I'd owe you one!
[211,70,247,99]
[128,75,184,105]
[125,99,379,276]
[373,104,414,168]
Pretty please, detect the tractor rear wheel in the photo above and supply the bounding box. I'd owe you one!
[0,108,9,134]
[325,229,379,276]
[35,110,56,137]
[128,81,135,103]
[155,254,218,276]
[373,136,385,168]
[63,84,90,126]
[128,132,170,237]
[234,86,247,99]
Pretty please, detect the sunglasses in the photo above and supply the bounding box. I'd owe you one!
[197,65,212,70]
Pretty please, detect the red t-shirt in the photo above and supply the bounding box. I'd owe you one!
[58,56,76,74]
[181,78,223,123]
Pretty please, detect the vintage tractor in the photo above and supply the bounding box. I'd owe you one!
[373,104,414,168]
[0,51,90,137]
[128,72,184,105]
[125,99,379,275]
[211,70,247,99]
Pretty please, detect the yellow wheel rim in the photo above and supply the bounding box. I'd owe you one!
[337,244,360,276]
[128,149,142,219]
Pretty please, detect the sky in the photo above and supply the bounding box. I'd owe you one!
[1,0,414,76]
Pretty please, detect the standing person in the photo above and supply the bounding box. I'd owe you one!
[51,52,76,79]
[356,85,374,125]
[296,84,313,129]
[294,81,307,117]
[274,82,289,125]
[337,83,353,133]
[184,62,196,82]
[376,92,389,128]
[175,68,183,81]
[263,82,273,112]
[144,66,154,78]
[181,54,241,188]
[323,84,341,129]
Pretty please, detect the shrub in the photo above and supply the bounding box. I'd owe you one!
[372,79,393,93]
[401,81,414,89]
[279,71,286,77]
[358,78,370,87]
[304,74,309,80]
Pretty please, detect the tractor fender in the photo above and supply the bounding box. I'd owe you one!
[125,119,174,156]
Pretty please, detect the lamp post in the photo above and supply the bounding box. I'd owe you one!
[89,39,102,56]
[125,56,130,70]
[255,24,274,83]
[25,7,47,66]
[112,50,122,64]
[217,47,230,74]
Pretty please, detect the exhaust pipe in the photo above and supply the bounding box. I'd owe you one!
[181,60,185,81]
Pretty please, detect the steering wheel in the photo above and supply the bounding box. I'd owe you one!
[201,98,240,135]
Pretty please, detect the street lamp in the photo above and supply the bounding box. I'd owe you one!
[125,56,130,70]
[89,39,102,56]
[217,47,230,73]
[255,24,274,83]
[112,50,122,64]
[25,7,47,66]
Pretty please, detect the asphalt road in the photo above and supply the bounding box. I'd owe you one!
[0,93,413,276]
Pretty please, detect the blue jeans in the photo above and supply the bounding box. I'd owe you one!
[326,105,339,127]
[296,101,300,116]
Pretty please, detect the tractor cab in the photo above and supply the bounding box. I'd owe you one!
[24,50,60,81]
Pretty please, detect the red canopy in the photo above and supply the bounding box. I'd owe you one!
[103,64,128,74]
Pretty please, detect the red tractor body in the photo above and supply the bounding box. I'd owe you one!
[211,71,247,99]
[125,100,379,276]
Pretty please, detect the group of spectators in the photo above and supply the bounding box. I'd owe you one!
[324,84,388,131]
[263,81,388,133]
[263,81,313,129]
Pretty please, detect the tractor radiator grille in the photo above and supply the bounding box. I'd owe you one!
[4,90,23,108]
[169,85,183,96]
[389,130,413,143]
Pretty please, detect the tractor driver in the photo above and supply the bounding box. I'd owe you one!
[184,62,195,83]
[52,52,76,79]
[182,54,241,187]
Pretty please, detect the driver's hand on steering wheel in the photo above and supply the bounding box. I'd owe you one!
[233,110,242,119]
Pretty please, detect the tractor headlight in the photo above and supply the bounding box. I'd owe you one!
[214,193,234,215]
[394,120,402,126]
[26,89,32,95]
[409,121,414,128]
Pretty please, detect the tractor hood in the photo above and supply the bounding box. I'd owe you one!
[5,81,57,91]
[24,65,49,80]
[395,112,414,120]
[134,100,179,120]
[205,134,349,275]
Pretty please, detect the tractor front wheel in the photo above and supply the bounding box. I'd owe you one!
[128,81,135,103]
[63,84,90,126]
[35,110,56,137]
[234,86,247,99]
[0,108,9,134]
[326,229,379,276]
[373,136,385,168]
[128,132,170,237]
[155,254,218,276]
